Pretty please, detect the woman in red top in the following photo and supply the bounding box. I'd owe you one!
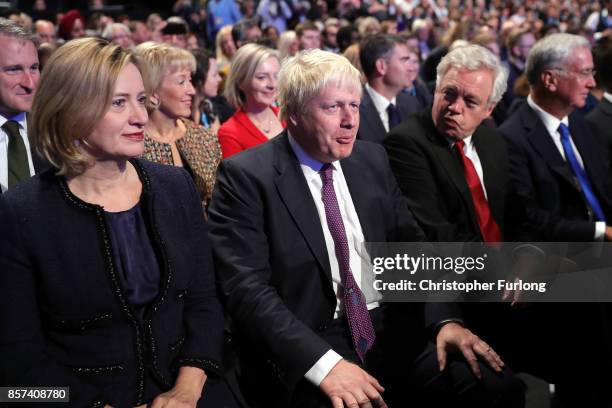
[218,44,284,158]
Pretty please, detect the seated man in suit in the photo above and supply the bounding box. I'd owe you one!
[500,33,612,242]
[587,41,612,165]
[499,32,612,407]
[385,44,509,244]
[208,49,524,408]
[357,34,420,144]
[384,40,527,378]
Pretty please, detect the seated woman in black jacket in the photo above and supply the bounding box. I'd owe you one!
[0,38,235,408]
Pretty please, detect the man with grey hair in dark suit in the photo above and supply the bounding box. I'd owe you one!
[500,32,612,407]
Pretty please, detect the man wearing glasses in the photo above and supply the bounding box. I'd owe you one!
[499,32,612,408]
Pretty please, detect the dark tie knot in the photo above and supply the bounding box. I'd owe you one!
[2,120,21,136]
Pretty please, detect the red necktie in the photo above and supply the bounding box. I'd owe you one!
[454,139,501,243]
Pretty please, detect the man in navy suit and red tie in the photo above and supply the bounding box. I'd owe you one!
[208,49,524,408]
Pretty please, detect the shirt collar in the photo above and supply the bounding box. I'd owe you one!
[448,134,474,150]
[527,94,569,134]
[365,83,397,114]
[603,92,612,104]
[288,131,339,174]
[0,112,27,129]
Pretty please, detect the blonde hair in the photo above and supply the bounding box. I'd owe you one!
[277,30,297,61]
[278,49,362,122]
[224,43,279,110]
[215,25,233,64]
[343,44,365,84]
[133,41,196,111]
[31,37,139,176]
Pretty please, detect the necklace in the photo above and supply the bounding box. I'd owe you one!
[249,110,273,134]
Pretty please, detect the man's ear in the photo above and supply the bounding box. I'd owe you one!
[541,70,558,92]
[375,57,387,76]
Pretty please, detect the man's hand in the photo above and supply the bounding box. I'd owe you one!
[436,322,504,379]
[320,359,388,408]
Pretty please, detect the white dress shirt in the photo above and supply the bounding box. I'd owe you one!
[365,83,397,133]
[604,92,612,104]
[0,112,35,193]
[527,95,605,240]
[288,134,381,386]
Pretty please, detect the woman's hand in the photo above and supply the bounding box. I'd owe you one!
[146,366,207,408]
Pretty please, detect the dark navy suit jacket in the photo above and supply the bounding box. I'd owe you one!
[499,102,612,241]
[357,86,421,144]
[0,159,224,407]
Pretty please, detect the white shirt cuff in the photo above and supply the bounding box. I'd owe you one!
[304,350,343,386]
[595,221,606,241]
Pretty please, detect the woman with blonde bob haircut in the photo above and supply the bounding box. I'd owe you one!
[134,41,221,210]
[218,43,284,158]
[1,37,236,407]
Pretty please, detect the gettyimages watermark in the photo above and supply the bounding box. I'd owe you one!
[360,242,612,302]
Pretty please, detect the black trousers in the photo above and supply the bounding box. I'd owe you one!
[468,302,612,408]
[289,305,525,408]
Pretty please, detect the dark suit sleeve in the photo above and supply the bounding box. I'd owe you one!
[0,197,109,407]
[384,129,479,242]
[208,160,332,386]
[504,132,596,241]
[175,170,225,375]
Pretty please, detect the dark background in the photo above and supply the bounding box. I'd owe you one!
[12,0,181,20]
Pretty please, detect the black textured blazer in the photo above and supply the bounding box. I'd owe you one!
[0,159,224,407]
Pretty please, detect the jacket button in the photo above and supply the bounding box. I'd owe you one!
[317,324,328,332]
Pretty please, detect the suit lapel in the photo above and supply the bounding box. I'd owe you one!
[340,154,379,243]
[422,114,481,233]
[359,88,387,139]
[569,113,609,205]
[521,105,577,188]
[272,134,332,281]
[473,129,503,227]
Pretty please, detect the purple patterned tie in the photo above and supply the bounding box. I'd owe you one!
[320,163,376,362]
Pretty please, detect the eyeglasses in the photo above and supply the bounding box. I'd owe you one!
[550,68,596,79]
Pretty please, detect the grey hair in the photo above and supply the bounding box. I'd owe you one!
[101,23,131,41]
[436,43,508,105]
[0,17,37,44]
[525,33,590,85]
